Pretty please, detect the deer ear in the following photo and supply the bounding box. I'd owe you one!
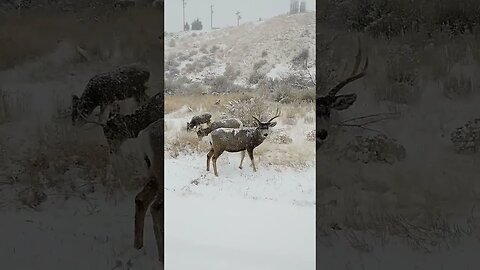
[269,122,277,127]
[331,93,357,111]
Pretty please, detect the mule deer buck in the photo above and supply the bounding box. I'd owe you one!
[207,109,280,176]
[196,118,243,140]
[316,37,368,147]
[71,64,150,126]
[187,112,212,131]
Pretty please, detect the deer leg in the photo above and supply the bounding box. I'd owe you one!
[212,150,224,177]
[247,148,257,172]
[207,148,214,171]
[150,194,164,263]
[239,150,245,169]
[134,178,157,249]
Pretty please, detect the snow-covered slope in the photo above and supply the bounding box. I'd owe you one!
[165,12,315,86]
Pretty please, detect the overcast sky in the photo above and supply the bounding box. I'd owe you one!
[165,0,316,32]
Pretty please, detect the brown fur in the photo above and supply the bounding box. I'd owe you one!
[103,92,162,153]
[196,118,242,139]
[72,64,150,126]
[187,113,212,131]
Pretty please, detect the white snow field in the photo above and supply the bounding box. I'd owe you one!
[165,156,315,270]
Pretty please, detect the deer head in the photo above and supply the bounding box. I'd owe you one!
[317,36,369,145]
[252,108,280,138]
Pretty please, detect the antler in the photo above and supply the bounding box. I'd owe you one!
[252,115,262,124]
[80,112,106,127]
[328,36,368,97]
[266,107,281,123]
[252,107,280,124]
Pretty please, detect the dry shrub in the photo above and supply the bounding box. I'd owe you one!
[254,141,315,168]
[0,89,32,122]
[223,96,270,126]
[165,131,210,157]
[165,92,254,113]
[374,45,421,104]
[443,74,473,100]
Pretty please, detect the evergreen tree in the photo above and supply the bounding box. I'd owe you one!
[191,18,203,30]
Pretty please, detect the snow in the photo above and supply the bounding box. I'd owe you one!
[163,102,316,269]
[165,12,316,87]
[165,155,315,270]
[266,63,291,79]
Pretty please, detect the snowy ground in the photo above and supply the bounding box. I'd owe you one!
[165,155,315,270]
[162,103,316,269]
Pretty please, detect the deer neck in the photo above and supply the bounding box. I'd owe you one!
[78,98,98,116]
[250,129,267,148]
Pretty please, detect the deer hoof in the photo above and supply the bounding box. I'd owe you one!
[239,166,243,169]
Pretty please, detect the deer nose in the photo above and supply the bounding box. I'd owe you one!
[263,133,268,137]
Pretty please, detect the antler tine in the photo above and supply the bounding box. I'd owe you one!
[328,37,368,97]
[266,107,281,123]
[80,113,106,127]
[350,36,362,77]
[252,115,262,123]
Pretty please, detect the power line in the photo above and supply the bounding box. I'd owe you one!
[182,0,186,31]
[210,4,213,30]
[235,11,241,26]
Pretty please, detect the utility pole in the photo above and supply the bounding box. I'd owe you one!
[182,0,186,31]
[235,11,241,26]
[210,4,214,30]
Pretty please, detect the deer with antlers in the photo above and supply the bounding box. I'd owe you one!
[71,64,150,126]
[316,37,369,147]
[316,37,399,149]
[207,109,280,176]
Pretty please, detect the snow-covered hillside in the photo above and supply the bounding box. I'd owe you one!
[165,12,315,87]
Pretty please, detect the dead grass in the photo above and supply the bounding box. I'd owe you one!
[0,8,162,69]
[165,131,210,157]
[164,92,255,113]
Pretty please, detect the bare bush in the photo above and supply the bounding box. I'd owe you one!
[253,59,267,71]
[451,118,480,153]
[199,45,208,54]
[223,64,241,80]
[271,133,293,144]
[208,76,238,93]
[248,70,266,85]
[210,45,219,53]
[443,74,473,99]
[343,135,407,164]
[292,48,309,66]
[184,55,215,74]
[375,46,420,104]
[188,50,198,57]
[223,97,269,126]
